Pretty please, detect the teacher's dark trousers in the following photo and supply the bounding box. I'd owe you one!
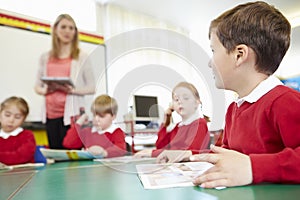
[46,117,70,149]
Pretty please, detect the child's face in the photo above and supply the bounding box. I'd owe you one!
[92,113,115,131]
[172,87,200,120]
[0,105,25,133]
[209,31,236,90]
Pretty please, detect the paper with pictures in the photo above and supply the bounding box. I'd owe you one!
[40,148,102,161]
[136,162,214,189]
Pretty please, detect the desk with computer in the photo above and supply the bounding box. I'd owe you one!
[123,95,160,153]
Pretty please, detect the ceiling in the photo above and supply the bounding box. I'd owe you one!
[99,1,300,52]
[97,0,300,77]
[98,0,300,32]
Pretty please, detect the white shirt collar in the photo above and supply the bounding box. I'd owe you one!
[0,127,23,139]
[236,75,283,107]
[178,108,204,127]
[91,124,119,135]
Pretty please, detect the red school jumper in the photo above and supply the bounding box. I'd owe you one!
[63,124,127,158]
[0,129,36,165]
[152,118,210,157]
[223,85,300,184]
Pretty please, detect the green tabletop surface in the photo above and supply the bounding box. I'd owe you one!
[1,160,299,200]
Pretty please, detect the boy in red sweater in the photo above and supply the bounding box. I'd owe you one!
[0,96,36,165]
[63,94,127,158]
[157,1,300,188]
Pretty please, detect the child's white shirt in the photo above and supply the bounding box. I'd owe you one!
[0,127,23,139]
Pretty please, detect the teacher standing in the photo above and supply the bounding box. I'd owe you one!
[34,14,95,149]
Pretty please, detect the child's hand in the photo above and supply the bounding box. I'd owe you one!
[190,144,253,188]
[165,103,174,116]
[133,149,152,158]
[163,103,174,127]
[87,145,108,157]
[76,114,89,126]
[156,150,192,163]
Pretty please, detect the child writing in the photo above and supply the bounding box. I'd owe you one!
[134,82,210,160]
[0,96,36,165]
[63,94,127,158]
[157,1,300,188]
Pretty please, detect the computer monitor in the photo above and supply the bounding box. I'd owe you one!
[133,95,159,123]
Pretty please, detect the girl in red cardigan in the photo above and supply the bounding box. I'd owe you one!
[63,94,127,158]
[0,96,36,165]
[134,82,210,159]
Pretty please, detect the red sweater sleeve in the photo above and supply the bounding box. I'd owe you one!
[152,118,209,157]
[0,129,36,165]
[152,125,178,157]
[188,119,210,154]
[155,125,176,149]
[105,128,127,158]
[64,125,127,158]
[63,123,84,149]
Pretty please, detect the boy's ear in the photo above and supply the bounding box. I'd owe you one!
[235,44,249,65]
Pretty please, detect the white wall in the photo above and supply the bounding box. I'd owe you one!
[0,0,97,32]
[276,26,300,78]
[0,25,106,121]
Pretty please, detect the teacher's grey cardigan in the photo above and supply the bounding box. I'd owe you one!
[35,51,96,125]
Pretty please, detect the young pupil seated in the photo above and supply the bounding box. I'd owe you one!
[63,94,127,158]
[134,82,210,160]
[157,1,300,188]
[0,96,36,165]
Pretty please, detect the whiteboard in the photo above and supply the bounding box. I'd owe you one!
[0,26,106,121]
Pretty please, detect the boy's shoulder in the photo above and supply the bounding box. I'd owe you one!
[228,85,300,110]
[112,127,125,134]
[261,85,300,109]
[268,85,300,99]
[97,126,125,135]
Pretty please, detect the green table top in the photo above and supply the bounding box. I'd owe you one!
[1,160,299,200]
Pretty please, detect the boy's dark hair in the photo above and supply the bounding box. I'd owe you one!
[91,94,118,116]
[209,1,291,75]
